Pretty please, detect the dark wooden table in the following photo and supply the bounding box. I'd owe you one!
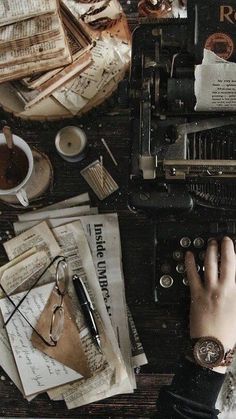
[0,2,189,417]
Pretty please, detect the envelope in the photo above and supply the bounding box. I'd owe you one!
[31,285,91,378]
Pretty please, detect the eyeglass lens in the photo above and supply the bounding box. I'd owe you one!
[56,259,69,296]
[48,259,69,344]
[50,305,65,343]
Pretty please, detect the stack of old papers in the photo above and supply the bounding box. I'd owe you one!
[0,0,72,83]
[0,0,131,119]
[0,193,147,408]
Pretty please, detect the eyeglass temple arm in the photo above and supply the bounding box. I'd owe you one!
[3,255,65,327]
[0,282,37,330]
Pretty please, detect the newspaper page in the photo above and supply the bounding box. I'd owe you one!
[195,49,236,111]
[48,221,132,407]
[3,221,61,260]
[80,213,135,387]
[127,306,148,368]
[80,213,146,369]
[0,0,58,27]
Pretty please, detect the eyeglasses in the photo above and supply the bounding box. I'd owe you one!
[0,255,69,347]
[49,258,69,345]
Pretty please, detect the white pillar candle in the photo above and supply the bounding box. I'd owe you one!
[55,126,88,162]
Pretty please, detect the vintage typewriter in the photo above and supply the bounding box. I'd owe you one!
[128,19,236,304]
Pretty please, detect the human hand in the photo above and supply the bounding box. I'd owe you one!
[185,237,236,372]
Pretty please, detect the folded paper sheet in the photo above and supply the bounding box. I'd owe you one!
[195,49,236,111]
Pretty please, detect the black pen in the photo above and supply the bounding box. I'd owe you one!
[72,274,102,353]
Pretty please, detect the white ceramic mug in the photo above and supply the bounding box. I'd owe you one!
[0,134,34,207]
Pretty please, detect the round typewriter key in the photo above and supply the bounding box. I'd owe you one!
[183,277,189,286]
[161,263,171,274]
[173,250,184,261]
[160,275,173,288]
[180,237,191,248]
[193,237,204,248]
[176,263,185,274]
[196,264,200,272]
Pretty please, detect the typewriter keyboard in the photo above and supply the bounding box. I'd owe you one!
[154,222,236,303]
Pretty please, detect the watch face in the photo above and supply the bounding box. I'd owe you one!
[194,337,224,368]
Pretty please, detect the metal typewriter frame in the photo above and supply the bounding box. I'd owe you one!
[128,20,236,303]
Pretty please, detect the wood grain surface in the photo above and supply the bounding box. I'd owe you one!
[0,1,190,417]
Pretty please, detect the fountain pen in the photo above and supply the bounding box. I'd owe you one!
[72,274,102,353]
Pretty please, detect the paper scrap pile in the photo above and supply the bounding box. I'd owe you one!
[0,193,147,408]
[0,0,131,118]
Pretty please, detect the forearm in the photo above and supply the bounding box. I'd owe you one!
[156,358,225,418]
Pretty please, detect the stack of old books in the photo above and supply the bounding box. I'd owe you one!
[0,0,131,119]
[0,0,94,110]
[0,0,73,83]
[0,193,147,408]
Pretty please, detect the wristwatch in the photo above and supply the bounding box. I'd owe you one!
[186,336,235,369]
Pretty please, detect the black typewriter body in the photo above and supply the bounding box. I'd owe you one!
[128,20,236,304]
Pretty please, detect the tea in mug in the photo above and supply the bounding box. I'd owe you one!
[0,144,29,190]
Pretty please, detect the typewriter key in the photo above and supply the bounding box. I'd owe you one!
[173,250,184,261]
[160,275,173,288]
[183,277,189,286]
[180,237,191,248]
[161,263,171,274]
[176,263,185,274]
[193,237,204,248]
[196,264,200,272]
